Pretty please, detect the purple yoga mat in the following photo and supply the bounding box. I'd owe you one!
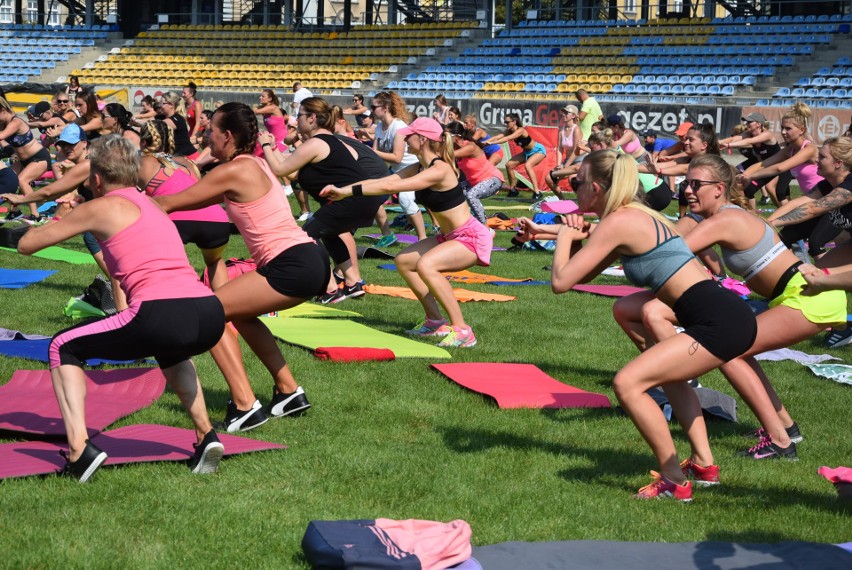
[0,368,166,437]
[0,424,285,480]
[571,284,645,298]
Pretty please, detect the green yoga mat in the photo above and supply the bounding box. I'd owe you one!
[1,246,95,265]
[260,317,451,359]
[270,303,362,319]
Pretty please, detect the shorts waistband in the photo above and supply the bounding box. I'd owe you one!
[770,261,803,301]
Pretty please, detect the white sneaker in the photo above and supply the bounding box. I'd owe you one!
[297,212,311,222]
[283,185,294,196]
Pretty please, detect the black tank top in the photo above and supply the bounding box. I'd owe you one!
[299,134,386,205]
[755,141,781,160]
[516,133,533,147]
[414,158,466,213]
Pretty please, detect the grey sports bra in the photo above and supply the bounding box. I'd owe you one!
[621,215,695,292]
[717,204,784,280]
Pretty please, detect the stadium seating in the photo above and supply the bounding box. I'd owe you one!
[779,56,852,101]
[0,24,107,82]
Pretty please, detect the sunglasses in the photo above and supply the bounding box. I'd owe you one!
[685,179,719,191]
[57,99,69,103]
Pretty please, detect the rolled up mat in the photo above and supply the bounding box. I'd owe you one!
[571,284,645,298]
[0,368,165,437]
[0,424,284,480]
[431,363,611,409]
[314,347,396,362]
[0,268,56,289]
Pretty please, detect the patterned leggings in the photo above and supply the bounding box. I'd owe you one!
[462,177,502,225]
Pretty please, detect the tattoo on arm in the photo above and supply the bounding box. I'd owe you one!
[777,207,809,223]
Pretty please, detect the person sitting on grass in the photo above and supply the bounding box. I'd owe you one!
[517,149,759,502]
[321,117,493,348]
[18,135,227,482]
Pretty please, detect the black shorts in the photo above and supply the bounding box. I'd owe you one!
[50,296,225,369]
[305,195,387,236]
[173,220,230,249]
[644,182,672,212]
[20,147,52,170]
[256,242,330,299]
[673,280,757,362]
[0,167,18,193]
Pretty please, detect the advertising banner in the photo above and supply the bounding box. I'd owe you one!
[743,105,851,145]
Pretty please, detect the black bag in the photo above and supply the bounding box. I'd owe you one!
[0,223,29,248]
[82,275,117,315]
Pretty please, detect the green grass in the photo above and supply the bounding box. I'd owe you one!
[0,194,850,568]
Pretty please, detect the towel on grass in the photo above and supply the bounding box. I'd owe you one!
[314,347,395,362]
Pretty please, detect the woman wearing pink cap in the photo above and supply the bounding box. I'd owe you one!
[321,117,492,348]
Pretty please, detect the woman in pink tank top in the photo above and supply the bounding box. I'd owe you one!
[17,136,227,480]
[156,102,330,433]
[739,102,823,194]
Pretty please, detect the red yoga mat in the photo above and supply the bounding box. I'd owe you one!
[0,368,166,437]
[0,424,285,480]
[431,363,611,409]
[571,284,645,298]
[314,347,396,362]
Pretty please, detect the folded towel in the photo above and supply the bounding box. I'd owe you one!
[314,346,396,362]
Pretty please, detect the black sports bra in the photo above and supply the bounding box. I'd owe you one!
[414,158,466,213]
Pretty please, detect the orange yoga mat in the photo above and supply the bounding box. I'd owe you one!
[442,269,535,284]
[364,284,516,303]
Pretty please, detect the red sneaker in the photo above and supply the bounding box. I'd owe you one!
[680,458,720,486]
[633,471,693,502]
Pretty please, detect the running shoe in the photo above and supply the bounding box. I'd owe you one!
[532,191,543,201]
[632,471,693,502]
[3,209,22,221]
[506,189,520,198]
[296,211,310,222]
[375,233,398,248]
[220,399,269,433]
[188,430,224,474]
[405,318,452,337]
[680,458,720,486]
[825,326,852,348]
[319,286,343,305]
[739,435,797,460]
[58,440,108,483]
[744,422,803,444]
[268,386,311,418]
[438,325,477,348]
[331,281,365,304]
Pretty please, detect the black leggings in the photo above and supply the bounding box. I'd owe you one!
[780,214,842,258]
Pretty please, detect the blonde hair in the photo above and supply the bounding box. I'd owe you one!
[732,124,748,136]
[585,149,673,227]
[428,132,459,178]
[588,128,615,148]
[824,136,852,171]
[0,96,12,113]
[161,91,186,116]
[783,101,812,132]
[688,154,752,211]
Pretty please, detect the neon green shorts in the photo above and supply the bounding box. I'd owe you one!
[768,272,847,326]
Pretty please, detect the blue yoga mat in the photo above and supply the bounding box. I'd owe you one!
[0,268,57,289]
[0,338,151,367]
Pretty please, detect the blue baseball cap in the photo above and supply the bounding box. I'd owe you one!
[57,123,87,144]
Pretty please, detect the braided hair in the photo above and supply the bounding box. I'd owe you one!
[140,119,175,155]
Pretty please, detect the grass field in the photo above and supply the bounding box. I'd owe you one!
[0,193,850,568]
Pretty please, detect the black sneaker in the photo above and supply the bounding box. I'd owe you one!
[744,423,804,444]
[58,440,108,483]
[825,326,852,348]
[331,281,365,304]
[219,399,269,433]
[760,195,771,205]
[506,189,520,198]
[319,286,343,305]
[188,430,224,474]
[739,436,798,460]
[4,209,22,221]
[268,386,311,418]
[532,191,543,201]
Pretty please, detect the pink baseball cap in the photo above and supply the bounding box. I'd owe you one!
[397,117,444,142]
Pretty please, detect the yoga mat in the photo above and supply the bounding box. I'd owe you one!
[472,541,852,570]
[357,246,395,260]
[0,424,284,480]
[432,363,611,409]
[365,233,419,244]
[0,368,165,437]
[0,327,48,341]
[364,284,516,303]
[0,245,95,264]
[0,268,56,289]
[0,338,150,367]
[269,303,362,319]
[64,297,106,318]
[571,284,645,298]
[540,200,579,215]
[260,317,451,359]
[376,266,537,285]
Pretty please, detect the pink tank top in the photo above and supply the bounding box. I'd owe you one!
[622,134,641,155]
[458,149,504,187]
[144,157,229,223]
[225,155,313,266]
[789,140,824,193]
[254,114,289,156]
[98,188,213,303]
[561,125,576,150]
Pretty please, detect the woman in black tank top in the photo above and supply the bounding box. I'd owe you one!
[721,113,782,207]
[321,117,494,349]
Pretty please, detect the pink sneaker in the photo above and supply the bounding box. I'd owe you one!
[633,471,693,502]
[438,325,477,348]
[680,458,720,486]
[405,318,451,337]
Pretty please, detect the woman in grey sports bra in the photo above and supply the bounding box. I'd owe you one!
[620,155,846,461]
[517,149,757,502]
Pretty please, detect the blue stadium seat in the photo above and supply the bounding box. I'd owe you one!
[774,87,791,97]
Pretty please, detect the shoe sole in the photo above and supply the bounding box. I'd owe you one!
[226,414,269,433]
[78,451,108,483]
[439,339,477,348]
[330,291,364,304]
[406,331,451,338]
[270,402,311,418]
[191,442,224,474]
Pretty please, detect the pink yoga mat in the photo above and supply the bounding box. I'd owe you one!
[0,424,285,480]
[0,368,166,437]
[432,363,611,409]
[540,200,580,215]
[571,284,645,298]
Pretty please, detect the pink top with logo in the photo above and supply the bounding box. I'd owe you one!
[144,159,229,223]
[253,114,289,156]
[457,149,504,187]
[789,139,824,193]
[225,154,313,266]
[98,188,213,303]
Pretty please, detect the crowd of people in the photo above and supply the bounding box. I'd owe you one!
[1,80,850,501]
